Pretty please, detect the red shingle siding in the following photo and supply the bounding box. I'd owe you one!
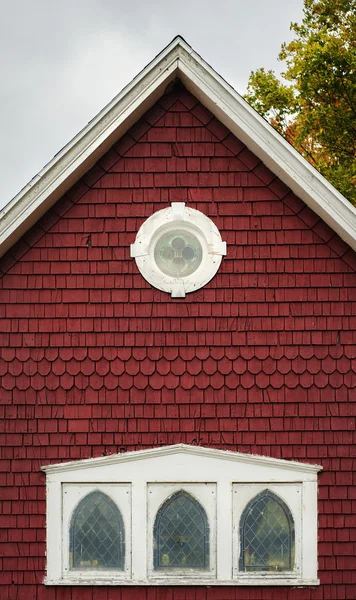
[1,84,356,599]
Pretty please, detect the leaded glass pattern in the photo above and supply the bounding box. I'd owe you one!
[69,491,125,570]
[153,491,209,570]
[154,229,203,277]
[239,490,295,572]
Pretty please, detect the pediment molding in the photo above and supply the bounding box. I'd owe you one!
[42,443,322,476]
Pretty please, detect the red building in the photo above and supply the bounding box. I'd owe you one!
[1,37,356,600]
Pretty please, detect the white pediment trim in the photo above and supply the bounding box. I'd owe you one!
[44,443,321,585]
[2,36,355,259]
[41,443,322,475]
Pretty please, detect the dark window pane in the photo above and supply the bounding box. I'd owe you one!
[70,491,125,570]
[154,491,209,570]
[239,490,295,572]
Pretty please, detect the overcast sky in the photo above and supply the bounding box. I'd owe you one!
[0,0,304,209]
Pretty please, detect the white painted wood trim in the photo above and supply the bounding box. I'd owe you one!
[176,50,356,250]
[1,37,356,260]
[43,445,321,586]
[60,483,131,582]
[130,203,226,297]
[232,484,303,581]
[131,480,147,581]
[41,443,322,475]
[0,48,180,258]
[301,481,319,581]
[216,481,233,581]
[46,479,62,581]
[45,577,320,586]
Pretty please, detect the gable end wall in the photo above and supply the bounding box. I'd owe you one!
[0,84,356,599]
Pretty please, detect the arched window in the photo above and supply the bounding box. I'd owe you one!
[153,490,209,570]
[239,490,295,572]
[69,491,125,570]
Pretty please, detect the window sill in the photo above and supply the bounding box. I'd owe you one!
[45,577,320,586]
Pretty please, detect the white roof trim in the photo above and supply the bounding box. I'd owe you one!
[1,35,356,258]
[41,443,322,474]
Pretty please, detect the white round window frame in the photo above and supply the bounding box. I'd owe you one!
[130,203,227,297]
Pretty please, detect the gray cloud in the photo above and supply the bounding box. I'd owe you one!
[0,0,303,208]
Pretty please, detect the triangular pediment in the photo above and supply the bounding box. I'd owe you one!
[1,36,356,259]
[44,443,320,585]
[42,443,321,477]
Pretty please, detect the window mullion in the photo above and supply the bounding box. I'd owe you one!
[216,480,232,581]
[131,479,147,581]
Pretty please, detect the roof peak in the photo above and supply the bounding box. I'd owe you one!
[1,38,356,259]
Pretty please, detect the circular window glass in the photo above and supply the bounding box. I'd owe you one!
[131,202,227,297]
[154,229,203,278]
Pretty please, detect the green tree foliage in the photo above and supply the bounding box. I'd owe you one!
[245,0,356,204]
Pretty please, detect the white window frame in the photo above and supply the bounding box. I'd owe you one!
[130,203,227,297]
[62,484,131,583]
[147,483,216,581]
[233,484,303,584]
[42,444,321,586]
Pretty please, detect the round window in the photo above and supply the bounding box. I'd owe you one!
[154,230,203,277]
[130,203,226,298]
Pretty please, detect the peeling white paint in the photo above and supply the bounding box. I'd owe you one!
[44,444,320,586]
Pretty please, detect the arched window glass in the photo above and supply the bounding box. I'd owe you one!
[153,491,209,570]
[69,491,125,570]
[239,490,295,572]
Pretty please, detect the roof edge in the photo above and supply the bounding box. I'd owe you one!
[1,37,356,259]
[176,48,356,250]
[0,38,186,258]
